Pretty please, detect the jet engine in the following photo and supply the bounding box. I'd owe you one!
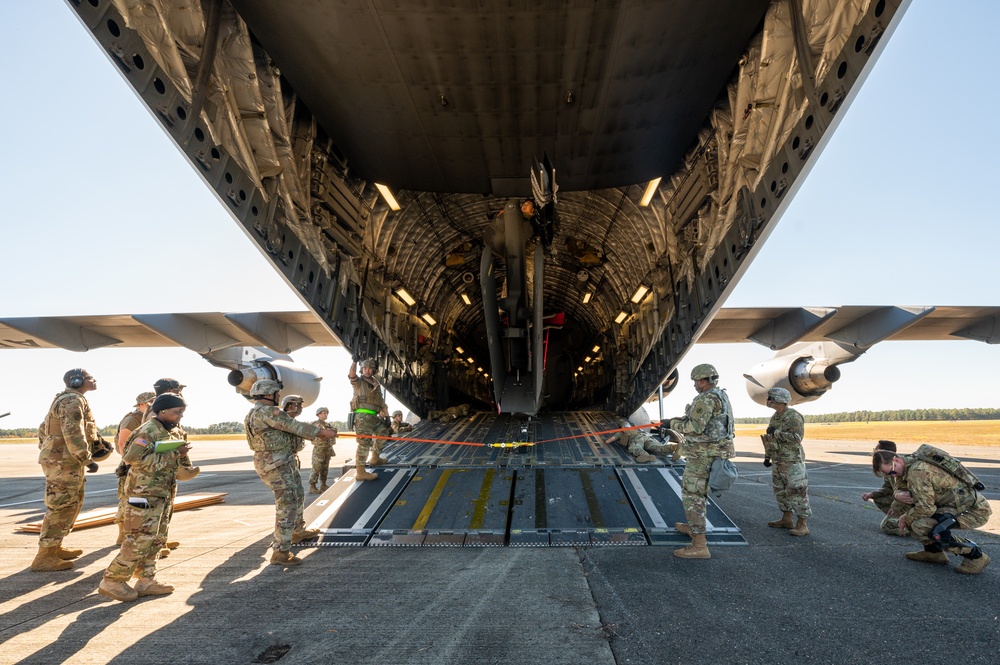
[743,341,862,406]
[227,358,322,406]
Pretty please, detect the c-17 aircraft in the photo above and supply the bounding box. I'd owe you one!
[7,0,998,547]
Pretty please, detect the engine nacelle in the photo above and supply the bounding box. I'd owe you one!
[227,359,322,406]
[744,355,841,407]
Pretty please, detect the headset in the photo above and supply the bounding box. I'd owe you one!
[67,369,87,389]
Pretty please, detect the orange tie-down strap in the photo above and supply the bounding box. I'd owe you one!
[337,423,659,448]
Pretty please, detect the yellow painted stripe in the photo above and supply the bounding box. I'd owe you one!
[412,469,455,530]
[469,469,495,529]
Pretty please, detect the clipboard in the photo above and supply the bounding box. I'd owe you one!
[153,439,187,453]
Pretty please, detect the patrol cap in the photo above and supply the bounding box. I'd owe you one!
[134,391,156,406]
[152,393,186,413]
[392,410,403,418]
[153,378,186,395]
[249,379,283,396]
[690,363,718,381]
[281,395,304,408]
[766,387,791,404]
[316,406,329,415]
[360,358,377,370]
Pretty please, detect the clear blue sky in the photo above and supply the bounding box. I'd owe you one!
[1,2,998,428]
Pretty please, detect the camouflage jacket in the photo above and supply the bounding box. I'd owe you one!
[670,387,734,444]
[122,418,187,499]
[900,459,985,522]
[245,403,322,454]
[392,421,413,434]
[766,408,804,462]
[350,375,386,412]
[38,390,98,466]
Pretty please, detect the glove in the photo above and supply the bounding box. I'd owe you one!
[86,462,99,473]
[351,353,361,362]
[763,458,772,468]
[766,426,775,436]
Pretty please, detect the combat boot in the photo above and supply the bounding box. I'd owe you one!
[634,453,656,463]
[674,522,693,537]
[956,552,990,575]
[116,522,125,545]
[319,482,330,492]
[98,578,138,602]
[768,511,794,529]
[270,550,302,566]
[789,517,810,537]
[369,454,389,466]
[674,534,711,559]
[905,544,949,564]
[308,483,320,494]
[55,545,83,560]
[166,541,179,549]
[30,546,73,572]
[135,577,174,596]
[292,528,321,544]
[355,464,379,481]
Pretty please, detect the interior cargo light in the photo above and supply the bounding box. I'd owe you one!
[639,177,662,207]
[584,356,592,363]
[631,285,650,303]
[614,311,628,324]
[591,345,600,353]
[375,183,401,211]
[577,366,583,372]
[420,313,437,326]
[477,367,483,372]
[395,288,416,306]
[461,293,472,305]
[455,346,465,354]
[467,357,475,364]
[582,292,592,304]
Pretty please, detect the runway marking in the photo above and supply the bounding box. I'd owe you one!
[0,487,117,508]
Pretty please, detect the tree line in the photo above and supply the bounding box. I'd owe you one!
[736,407,1000,425]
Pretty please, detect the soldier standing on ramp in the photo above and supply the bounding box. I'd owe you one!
[349,358,391,480]
[668,363,735,560]
[761,387,811,536]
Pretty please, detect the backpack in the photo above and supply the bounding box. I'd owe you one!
[911,444,985,491]
[709,457,739,496]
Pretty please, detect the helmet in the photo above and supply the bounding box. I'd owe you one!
[249,379,283,397]
[316,406,329,415]
[392,410,403,418]
[360,358,377,370]
[766,387,791,404]
[690,363,718,381]
[281,395,304,408]
[153,377,185,395]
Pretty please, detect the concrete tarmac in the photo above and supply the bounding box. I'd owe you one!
[2,436,998,665]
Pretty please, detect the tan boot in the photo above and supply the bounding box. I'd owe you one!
[674,522,693,537]
[768,512,794,528]
[956,552,990,575]
[319,483,330,492]
[55,546,83,560]
[135,577,175,596]
[116,522,125,546]
[674,533,711,559]
[158,548,171,558]
[292,528,321,544]
[634,453,656,463]
[30,546,73,572]
[308,483,320,495]
[269,550,302,566]
[369,454,389,466]
[98,578,138,602]
[789,517,810,537]
[905,547,949,564]
[166,541,179,550]
[355,464,379,481]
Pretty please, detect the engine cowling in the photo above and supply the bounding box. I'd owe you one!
[744,354,841,406]
[227,359,322,406]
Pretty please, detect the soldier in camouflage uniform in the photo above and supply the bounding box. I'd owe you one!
[605,420,678,463]
[667,363,735,559]
[112,391,156,545]
[349,358,391,480]
[874,449,991,574]
[760,387,811,536]
[246,380,338,566]
[281,395,329,537]
[861,440,908,536]
[32,369,102,572]
[98,393,190,602]
[391,410,413,435]
[308,406,335,494]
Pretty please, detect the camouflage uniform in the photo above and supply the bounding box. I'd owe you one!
[764,407,811,518]
[38,390,98,548]
[114,408,144,527]
[898,459,991,548]
[869,454,913,535]
[670,387,734,535]
[308,418,335,488]
[617,426,676,460]
[245,403,322,553]
[350,374,391,464]
[391,420,414,435]
[102,418,187,583]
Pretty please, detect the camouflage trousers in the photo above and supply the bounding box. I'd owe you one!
[770,459,812,517]
[354,413,391,464]
[39,457,87,548]
[254,451,304,552]
[908,498,992,552]
[680,453,715,535]
[622,434,675,460]
[104,495,170,582]
[309,442,334,487]
[871,495,907,536]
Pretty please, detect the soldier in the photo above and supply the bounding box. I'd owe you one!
[873,449,991,574]
[349,358,392,480]
[281,394,321,537]
[112,391,156,545]
[761,387,811,536]
[31,368,105,572]
[98,393,191,601]
[391,410,413,435]
[861,440,908,535]
[605,420,678,463]
[307,406,335,494]
[245,380,337,566]
[667,363,735,559]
